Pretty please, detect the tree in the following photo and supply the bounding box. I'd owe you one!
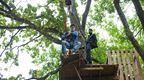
[131,0,144,30]
[0,0,144,79]
[0,0,92,79]
[114,0,144,61]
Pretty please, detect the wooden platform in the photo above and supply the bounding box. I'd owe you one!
[59,53,119,80]
[107,50,143,80]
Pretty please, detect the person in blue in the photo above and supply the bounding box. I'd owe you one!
[86,29,98,64]
[61,24,81,55]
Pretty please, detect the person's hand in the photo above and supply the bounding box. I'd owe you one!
[65,31,71,37]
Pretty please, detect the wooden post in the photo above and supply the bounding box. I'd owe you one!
[107,51,112,64]
[73,65,82,80]
[133,50,143,80]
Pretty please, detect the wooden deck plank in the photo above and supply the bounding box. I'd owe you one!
[60,64,119,77]
[112,50,117,64]
[107,51,112,64]
[106,50,143,80]
[80,67,103,71]
[133,50,143,80]
[60,50,143,80]
[117,50,124,80]
[121,50,129,80]
[126,51,134,80]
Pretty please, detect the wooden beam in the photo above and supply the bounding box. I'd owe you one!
[74,65,82,80]
[80,67,103,71]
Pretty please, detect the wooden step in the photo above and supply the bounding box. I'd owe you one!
[61,53,85,65]
[80,67,103,71]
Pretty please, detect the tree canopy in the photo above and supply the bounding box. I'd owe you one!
[0,0,144,79]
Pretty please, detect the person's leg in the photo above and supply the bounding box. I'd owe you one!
[72,42,81,53]
[86,43,92,64]
[62,40,70,54]
[86,49,92,64]
[67,5,70,12]
[66,0,73,14]
[69,5,72,13]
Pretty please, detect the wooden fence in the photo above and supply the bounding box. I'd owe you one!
[107,50,143,80]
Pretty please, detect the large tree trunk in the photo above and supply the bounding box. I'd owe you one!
[68,0,92,60]
[113,0,144,61]
[132,0,144,30]
[69,0,92,46]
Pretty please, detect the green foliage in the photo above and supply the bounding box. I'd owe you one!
[91,43,107,64]
[0,16,6,25]
[128,17,144,48]
[31,44,60,80]
[8,76,16,80]
[22,4,37,19]
[139,57,144,76]
[3,51,14,63]
[92,0,114,23]
[140,0,144,5]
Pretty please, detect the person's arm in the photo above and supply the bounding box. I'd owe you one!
[87,34,96,43]
[65,31,71,37]
[93,34,97,41]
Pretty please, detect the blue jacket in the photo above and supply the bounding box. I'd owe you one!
[71,31,78,43]
[61,31,79,46]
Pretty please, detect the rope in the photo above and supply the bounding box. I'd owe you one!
[134,27,143,37]
[73,64,82,80]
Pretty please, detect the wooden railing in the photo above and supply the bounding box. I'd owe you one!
[107,50,143,80]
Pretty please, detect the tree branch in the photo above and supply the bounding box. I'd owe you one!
[134,28,143,37]
[43,33,61,44]
[0,0,11,11]
[0,7,61,44]
[0,25,27,29]
[43,27,63,36]
[0,8,36,28]
[66,0,86,43]
[8,35,41,50]
[131,0,144,31]
[114,0,144,61]
[82,0,92,30]
[27,65,62,80]
[41,65,62,80]
[59,0,67,32]
[0,30,21,57]
[10,47,19,67]
[36,27,62,44]
[70,0,81,26]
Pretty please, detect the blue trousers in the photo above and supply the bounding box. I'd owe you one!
[62,40,81,54]
[86,43,92,64]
